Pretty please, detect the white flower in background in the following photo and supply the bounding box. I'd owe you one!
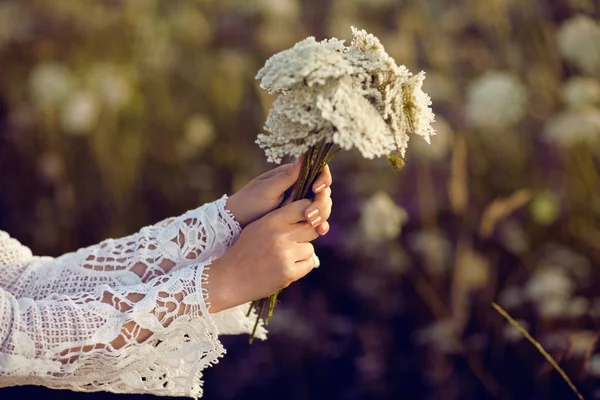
[256,27,436,163]
[408,229,452,275]
[541,244,591,282]
[589,354,600,377]
[168,3,212,45]
[566,297,589,318]
[85,64,134,111]
[360,191,408,244]
[498,286,525,309]
[60,90,101,135]
[414,318,460,353]
[562,77,600,108]
[498,220,530,255]
[502,320,529,342]
[525,266,574,305]
[257,0,300,20]
[410,116,453,161]
[544,106,600,146]
[177,114,216,159]
[465,71,527,130]
[29,63,75,106]
[557,15,600,75]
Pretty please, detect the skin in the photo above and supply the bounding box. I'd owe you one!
[208,160,334,313]
[78,163,333,354]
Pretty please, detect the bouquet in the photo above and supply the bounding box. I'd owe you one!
[247,27,436,341]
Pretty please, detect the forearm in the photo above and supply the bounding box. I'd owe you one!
[0,197,242,300]
[0,261,224,397]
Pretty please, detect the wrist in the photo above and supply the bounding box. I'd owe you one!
[203,257,235,314]
[225,193,249,228]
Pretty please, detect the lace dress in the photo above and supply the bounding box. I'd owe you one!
[0,196,266,399]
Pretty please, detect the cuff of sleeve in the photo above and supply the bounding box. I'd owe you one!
[210,303,268,341]
[218,194,242,236]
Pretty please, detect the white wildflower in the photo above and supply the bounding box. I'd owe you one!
[465,71,527,130]
[562,77,600,108]
[498,220,530,255]
[408,229,452,275]
[255,27,436,163]
[497,286,525,309]
[566,297,589,318]
[525,266,574,304]
[60,90,101,135]
[414,319,460,353]
[360,191,408,244]
[541,244,591,283]
[29,63,75,106]
[177,114,215,159]
[85,64,134,111]
[538,297,568,318]
[557,15,600,75]
[502,320,529,342]
[257,0,300,20]
[589,354,600,377]
[544,106,600,147]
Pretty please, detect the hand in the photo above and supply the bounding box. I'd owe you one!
[205,199,320,313]
[225,160,333,235]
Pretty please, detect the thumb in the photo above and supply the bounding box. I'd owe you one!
[267,157,302,194]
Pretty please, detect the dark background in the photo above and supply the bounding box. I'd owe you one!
[1,0,600,399]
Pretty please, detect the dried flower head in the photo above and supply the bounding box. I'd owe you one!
[255,27,435,163]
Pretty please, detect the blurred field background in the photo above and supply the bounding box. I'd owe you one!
[1,0,600,399]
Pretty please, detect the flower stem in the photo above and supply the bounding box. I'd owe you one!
[248,140,340,342]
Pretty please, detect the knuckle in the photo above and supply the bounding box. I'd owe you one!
[280,262,296,284]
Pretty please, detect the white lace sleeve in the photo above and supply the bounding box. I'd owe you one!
[0,195,267,397]
[0,260,222,398]
[0,196,241,300]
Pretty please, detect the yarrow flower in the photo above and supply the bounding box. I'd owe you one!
[248,27,436,342]
[255,27,436,163]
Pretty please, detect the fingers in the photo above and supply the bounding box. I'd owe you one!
[316,220,330,236]
[304,186,332,227]
[289,222,320,243]
[273,199,312,224]
[263,158,302,194]
[294,253,317,278]
[293,242,315,262]
[312,165,332,193]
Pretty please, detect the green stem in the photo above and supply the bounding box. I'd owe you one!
[249,297,267,344]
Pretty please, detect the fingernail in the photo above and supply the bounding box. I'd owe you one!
[306,209,319,220]
[310,216,322,227]
[314,183,326,193]
[293,158,301,167]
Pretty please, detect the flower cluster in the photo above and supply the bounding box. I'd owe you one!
[255,27,436,163]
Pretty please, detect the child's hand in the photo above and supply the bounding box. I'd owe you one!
[206,199,322,312]
[226,160,333,235]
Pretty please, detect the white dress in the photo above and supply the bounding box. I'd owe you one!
[0,196,266,399]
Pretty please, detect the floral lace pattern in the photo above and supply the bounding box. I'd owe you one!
[0,196,267,399]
